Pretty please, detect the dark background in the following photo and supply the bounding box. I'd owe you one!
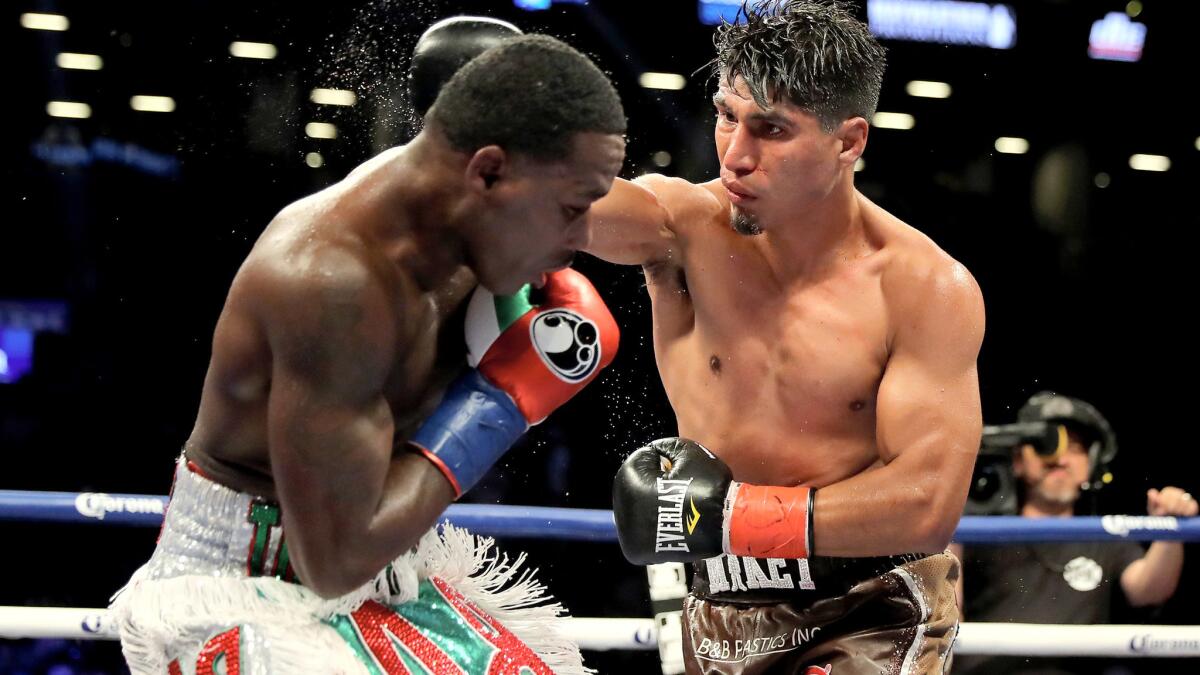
[2,0,1197,672]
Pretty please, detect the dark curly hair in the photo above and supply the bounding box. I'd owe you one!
[712,1,887,131]
[430,34,626,160]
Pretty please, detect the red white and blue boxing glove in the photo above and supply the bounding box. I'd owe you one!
[613,438,816,564]
[409,269,619,497]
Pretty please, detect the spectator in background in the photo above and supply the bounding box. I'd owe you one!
[952,392,1197,675]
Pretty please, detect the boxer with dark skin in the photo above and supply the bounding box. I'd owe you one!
[181,34,626,599]
[600,3,985,673]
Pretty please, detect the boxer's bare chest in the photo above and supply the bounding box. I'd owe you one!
[645,236,892,486]
[384,270,475,440]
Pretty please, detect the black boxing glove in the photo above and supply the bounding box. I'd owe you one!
[613,438,732,564]
[410,16,523,117]
[613,437,817,565]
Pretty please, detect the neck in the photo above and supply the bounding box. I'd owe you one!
[1021,497,1074,519]
[757,175,865,283]
[357,131,470,291]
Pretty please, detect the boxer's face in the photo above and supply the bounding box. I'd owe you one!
[713,77,866,235]
[1015,428,1091,506]
[466,132,624,294]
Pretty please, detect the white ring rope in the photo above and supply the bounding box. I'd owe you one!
[1,606,1198,657]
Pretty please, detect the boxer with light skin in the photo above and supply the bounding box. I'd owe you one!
[109,32,625,675]
[589,2,984,672]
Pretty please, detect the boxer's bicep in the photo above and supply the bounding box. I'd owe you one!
[875,262,985,546]
[262,267,400,596]
[585,176,679,265]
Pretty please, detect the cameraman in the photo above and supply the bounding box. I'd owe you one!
[951,392,1196,675]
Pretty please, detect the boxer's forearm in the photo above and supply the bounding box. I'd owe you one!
[282,450,454,599]
[810,459,967,557]
[360,451,457,566]
[269,382,453,598]
[1122,542,1185,607]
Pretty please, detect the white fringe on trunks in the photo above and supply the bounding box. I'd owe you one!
[109,458,589,674]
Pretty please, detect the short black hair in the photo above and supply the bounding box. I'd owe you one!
[430,34,626,160]
[712,0,886,131]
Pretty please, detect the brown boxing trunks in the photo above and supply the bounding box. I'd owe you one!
[682,551,960,674]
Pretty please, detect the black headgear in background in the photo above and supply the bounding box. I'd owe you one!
[1017,391,1118,494]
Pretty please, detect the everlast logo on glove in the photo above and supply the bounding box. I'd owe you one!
[655,478,693,553]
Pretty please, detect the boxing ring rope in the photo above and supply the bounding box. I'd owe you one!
[2,489,1200,658]
[3,489,1199,542]
[3,606,1200,657]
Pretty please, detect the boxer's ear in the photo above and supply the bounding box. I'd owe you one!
[837,116,868,166]
[465,145,508,191]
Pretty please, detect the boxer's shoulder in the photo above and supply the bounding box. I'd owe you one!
[233,235,408,360]
[857,199,978,309]
[250,238,389,303]
[852,200,984,354]
[880,240,980,316]
[876,233,983,354]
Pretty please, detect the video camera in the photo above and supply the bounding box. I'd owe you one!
[965,421,1066,515]
[965,393,1118,515]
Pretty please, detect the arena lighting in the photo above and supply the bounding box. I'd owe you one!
[20,13,68,31]
[305,122,338,140]
[906,80,951,98]
[229,41,277,60]
[1128,154,1169,172]
[0,302,68,383]
[513,0,587,9]
[994,137,1029,154]
[867,0,1016,49]
[310,88,357,106]
[1088,12,1146,62]
[854,158,865,172]
[698,0,764,25]
[130,96,175,113]
[46,101,91,119]
[639,73,687,90]
[0,332,29,383]
[56,53,103,71]
[872,112,915,130]
[305,152,324,168]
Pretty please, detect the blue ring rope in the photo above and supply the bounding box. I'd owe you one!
[1,489,1197,543]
